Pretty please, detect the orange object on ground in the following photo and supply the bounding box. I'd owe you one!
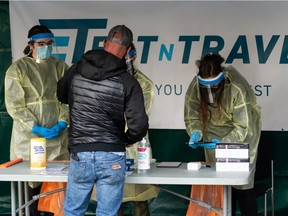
[0,158,24,168]
[38,182,67,216]
[186,185,223,216]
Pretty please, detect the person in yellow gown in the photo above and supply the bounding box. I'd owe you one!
[5,24,69,216]
[184,53,261,216]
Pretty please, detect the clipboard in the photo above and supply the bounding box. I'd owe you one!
[156,162,182,168]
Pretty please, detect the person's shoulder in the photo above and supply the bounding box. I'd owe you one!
[13,56,33,64]
[83,49,106,58]
[49,56,70,68]
[225,66,254,95]
[121,72,138,81]
[7,56,32,70]
[134,68,153,82]
[121,72,142,89]
[225,66,249,84]
[187,75,198,90]
[50,56,66,64]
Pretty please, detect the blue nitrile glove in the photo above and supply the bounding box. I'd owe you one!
[188,131,201,149]
[198,139,221,149]
[51,121,67,134]
[43,132,59,139]
[212,139,221,144]
[32,125,58,139]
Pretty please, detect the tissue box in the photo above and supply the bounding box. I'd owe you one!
[187,162,201,170]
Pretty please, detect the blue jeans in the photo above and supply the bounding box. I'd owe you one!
[64,151,126,216]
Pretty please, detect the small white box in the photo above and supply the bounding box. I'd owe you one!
[215,143,249,159]
[187,162,201,170]
[216,162,250,172]
[216,149,249,159]
[216,158,250,172]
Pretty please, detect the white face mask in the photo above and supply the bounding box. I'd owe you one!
[36,45,53,63]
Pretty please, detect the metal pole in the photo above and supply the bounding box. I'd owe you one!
[11,182,16,216]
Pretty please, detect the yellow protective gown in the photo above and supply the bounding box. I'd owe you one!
[184,65,261,190]
[5,56,70,186]
[123,68,160,202]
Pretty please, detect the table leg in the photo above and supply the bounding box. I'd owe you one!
[24,182,30,216]
[18,182,23,215]
[11,182,16,216]
[223,185,232,216]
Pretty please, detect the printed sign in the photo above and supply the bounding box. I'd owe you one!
[9,1,288,130]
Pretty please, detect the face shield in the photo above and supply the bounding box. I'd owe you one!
[29,33,55,63]
[197,72,224,104]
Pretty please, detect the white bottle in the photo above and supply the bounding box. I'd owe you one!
[137,138,151,174]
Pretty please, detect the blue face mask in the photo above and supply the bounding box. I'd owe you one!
[36,45,53,62]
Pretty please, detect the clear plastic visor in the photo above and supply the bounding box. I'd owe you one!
[197,72,224,86]
[198,72,224,103]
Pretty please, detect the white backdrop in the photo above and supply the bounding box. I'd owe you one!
[9,1,288,130]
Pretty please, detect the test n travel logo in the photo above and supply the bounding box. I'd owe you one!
[40,18,278,97]
[40,18,288,66]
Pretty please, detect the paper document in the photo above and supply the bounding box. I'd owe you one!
[39,163,69,175]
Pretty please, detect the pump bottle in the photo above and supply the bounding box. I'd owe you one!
[137,138,151,174]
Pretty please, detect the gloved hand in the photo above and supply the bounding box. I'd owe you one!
[32,125,58,139]
[51,121,67,134]
[212,139,221,144]
[44,132,59,139]
[188,131,201,149]
[198,139,221,149]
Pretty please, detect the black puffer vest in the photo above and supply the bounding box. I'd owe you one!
[63,50,148,153]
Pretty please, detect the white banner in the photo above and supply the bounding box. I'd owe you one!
[9,1,288,130]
